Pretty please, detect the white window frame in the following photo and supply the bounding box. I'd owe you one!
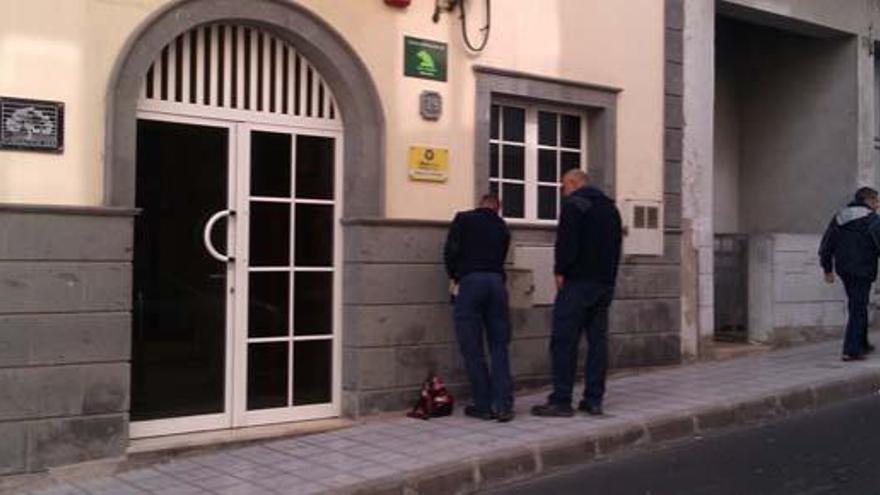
[489,98,588,225]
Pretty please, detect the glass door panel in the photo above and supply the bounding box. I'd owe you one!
[295,135,335,199]
[247,271,289,338]
[242,128,294,416]
[249,202,290,266]
[294,204,334,266]
[237,127,338,423]
[132,119,230,423]
[293,340,332,406]
[293,272,333,336]
[247,342,290,410]
[291,134,336,405]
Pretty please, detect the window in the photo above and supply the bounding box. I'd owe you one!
[489,102,585,221]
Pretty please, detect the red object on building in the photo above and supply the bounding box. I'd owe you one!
[385,0,411,7]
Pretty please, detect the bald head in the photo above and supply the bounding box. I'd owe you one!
[561,169,589,197]
[479,193,501,212]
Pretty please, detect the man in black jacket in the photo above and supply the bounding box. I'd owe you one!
[533,170,622,417]
[819,187,880,361]
[444,194,514,422]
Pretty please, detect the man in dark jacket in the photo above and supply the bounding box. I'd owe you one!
[819,187,880,361]
[444,194,514,422]
[532,170,623,417]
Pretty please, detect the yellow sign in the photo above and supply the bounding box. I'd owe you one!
[408,146,449,182]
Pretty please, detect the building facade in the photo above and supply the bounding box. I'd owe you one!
[7,0,880,484]
[0,0,681,479]
[5,0,880,484]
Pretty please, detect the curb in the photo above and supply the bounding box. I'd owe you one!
[339,369,880,495]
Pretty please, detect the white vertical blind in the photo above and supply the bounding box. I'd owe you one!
[140,23,339,122]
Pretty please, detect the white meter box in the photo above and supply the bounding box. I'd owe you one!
[622,199,664,256]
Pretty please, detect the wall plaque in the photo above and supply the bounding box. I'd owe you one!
[404,36,448,82]
[420,90,443,120]
[408,145,449,182]
[0,97,64,153]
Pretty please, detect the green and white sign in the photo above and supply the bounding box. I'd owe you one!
[404,36,447,82]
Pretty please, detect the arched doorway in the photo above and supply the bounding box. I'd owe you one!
[106,1,385,438]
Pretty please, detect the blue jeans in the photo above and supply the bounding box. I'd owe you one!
[841,275,872,356]
[453,272,513,413]
[548,280,614,407]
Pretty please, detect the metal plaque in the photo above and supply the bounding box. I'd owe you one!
[419,90,443,120]
[0,97,65,153]
[408,145,449,182]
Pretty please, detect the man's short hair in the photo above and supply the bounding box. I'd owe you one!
[562,168,589,184]
[855,187,879,204]
[480,193,501,209]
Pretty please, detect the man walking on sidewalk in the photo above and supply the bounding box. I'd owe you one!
[532,170,623,417]
[444,194,515,422]
[819,187,880,361]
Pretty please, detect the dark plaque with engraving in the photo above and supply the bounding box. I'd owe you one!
[0,97,64,153]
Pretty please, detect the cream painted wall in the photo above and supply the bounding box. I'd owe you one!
[0,0,664,220]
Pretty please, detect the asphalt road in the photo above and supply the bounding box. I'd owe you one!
[489,395,880,495]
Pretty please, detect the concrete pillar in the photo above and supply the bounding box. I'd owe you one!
[681,0,716,358]
[858,30,878,188]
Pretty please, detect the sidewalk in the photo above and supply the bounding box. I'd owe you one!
[23,341,880,495]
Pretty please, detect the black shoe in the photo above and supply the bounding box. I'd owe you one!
[842,354,866,362]
[531,403,574,417]
[464,405,495,420]
[496,409,516,423]
[865,343,876,354]
[577,401,604,416]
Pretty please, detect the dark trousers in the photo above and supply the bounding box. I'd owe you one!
[841,275,872,356]
[453,272,513,413]
[549,280,614,407]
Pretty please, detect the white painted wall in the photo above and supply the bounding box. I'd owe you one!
[748,234,848,343]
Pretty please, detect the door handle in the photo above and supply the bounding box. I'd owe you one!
[203,209,235,263]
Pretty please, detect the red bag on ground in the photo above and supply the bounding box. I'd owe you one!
[406,374,455,420]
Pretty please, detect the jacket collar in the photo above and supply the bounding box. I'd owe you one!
[837,205,874,225]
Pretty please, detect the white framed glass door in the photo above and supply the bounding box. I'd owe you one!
[232,123,342,427]
[130,113,238,439]
[131,115,342,437]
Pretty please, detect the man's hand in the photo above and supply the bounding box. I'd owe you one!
[824,272,835,285]
[555,274,564,290]
[448,279,459,296]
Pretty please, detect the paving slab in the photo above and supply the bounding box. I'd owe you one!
[24,341,880,495]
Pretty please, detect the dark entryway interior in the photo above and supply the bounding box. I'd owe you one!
[132,120,229,421]
[712,12,856,342]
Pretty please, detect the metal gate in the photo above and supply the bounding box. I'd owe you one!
[714,234,748,342]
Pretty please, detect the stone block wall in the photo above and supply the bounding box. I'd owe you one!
[0,206,134,477]
[341,219,682,417]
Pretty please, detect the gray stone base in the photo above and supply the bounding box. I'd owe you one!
[0,206,134,478]
[341,219,682,417]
